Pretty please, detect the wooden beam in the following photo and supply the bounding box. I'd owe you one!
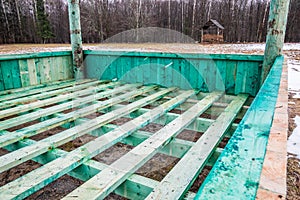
[68,0,83,79]
[0,88,193,199]
[0,80,101,109]
[0,84,154,148]
[0,87,174,175]
[63,92,223,199]
[0,79,85,101]
[261,0,290,83]
[0,80,115,119]
[0,82,123,130]
[145,94,248,199]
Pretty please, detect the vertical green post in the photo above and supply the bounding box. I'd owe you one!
[261,0,290,84]
[68,0,83,80]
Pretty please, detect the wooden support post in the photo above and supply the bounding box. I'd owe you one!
[68,0,84,80]
[261,0,290,84]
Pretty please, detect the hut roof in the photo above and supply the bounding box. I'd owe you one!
[202,19,224,30]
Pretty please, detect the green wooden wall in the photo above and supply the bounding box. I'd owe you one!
[84,51,264,96]
[0,50,264,96]
[0,52,73,91]
[195,55,284,199]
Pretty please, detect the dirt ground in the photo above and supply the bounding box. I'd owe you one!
[0,43,299,199]
[286,49,300,200]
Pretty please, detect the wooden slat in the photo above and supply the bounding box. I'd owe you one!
[63,92,223,199]
[0,84,152,148]
[27,59,38,85]
[0,79,105,109]
[11,60,22,89]
[0,89,194,199]
[108,104,215,133]
[19,59,30,87]
[0,79,74,96]
[0,82,122,131]
[0,79,91,102]
[1,61,14,90]
[0,66,4,91]
[0,87,174,175]
[145,94,248,199]
[0,80,114,119]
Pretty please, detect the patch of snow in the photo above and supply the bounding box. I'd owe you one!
[288,59,300,99]
[288,116,300,159]
[283,43,300,51]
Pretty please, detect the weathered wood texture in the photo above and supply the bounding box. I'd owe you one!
[68,0,84,79]
[84,51,264,96]
[262,0,290,83]
[0,52,73,91]
[195,56,284,199]
[0,78,244,199]
[1,51,263,97]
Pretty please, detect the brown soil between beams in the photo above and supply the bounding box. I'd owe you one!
[287,93,300,199]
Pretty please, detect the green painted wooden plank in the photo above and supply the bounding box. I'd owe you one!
[146,94,248,199]
[0,79,75,96]
[27,59,38,85]
[214,60,226,92]
[66,56,74,79]
[19,59,30,87]
[106,103,215,133]
[83,50,264,62]
[62,56,72,80]
[35,58,42,84]
[0,79,92,102]
[0,80,112,119]
[248,61,261,96]
[0,81,101,109]
[0,84,150,148]
[0,51,72,61]
[49,57,58,82]
[10,60,22,89]
[179,58,192,90]
[235,61,247,94]
[225,61,237,94]
[0,65,5,91]
[0,82,123,131]
[63,92,222,199]
[40,57,51,83]
[0,87,174,178]
[1,61,14,89]
[195,56,284,199]
[57,57,65,81]
[0,89,193,199]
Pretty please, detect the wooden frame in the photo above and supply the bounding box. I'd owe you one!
[0,54,283,199]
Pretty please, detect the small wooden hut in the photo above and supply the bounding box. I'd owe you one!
[201,19,224,43]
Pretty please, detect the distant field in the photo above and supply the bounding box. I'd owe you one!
[0,43,299,55]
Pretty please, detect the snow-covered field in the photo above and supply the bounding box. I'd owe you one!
[0,43,299,55]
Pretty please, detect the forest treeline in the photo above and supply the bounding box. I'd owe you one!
[0,0,299,44]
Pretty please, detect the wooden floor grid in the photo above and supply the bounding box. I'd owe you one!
[0,79,249,199]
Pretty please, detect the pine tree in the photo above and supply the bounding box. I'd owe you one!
[36,0,54,43]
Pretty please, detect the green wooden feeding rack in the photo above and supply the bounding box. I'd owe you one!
[0,0,290,199]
